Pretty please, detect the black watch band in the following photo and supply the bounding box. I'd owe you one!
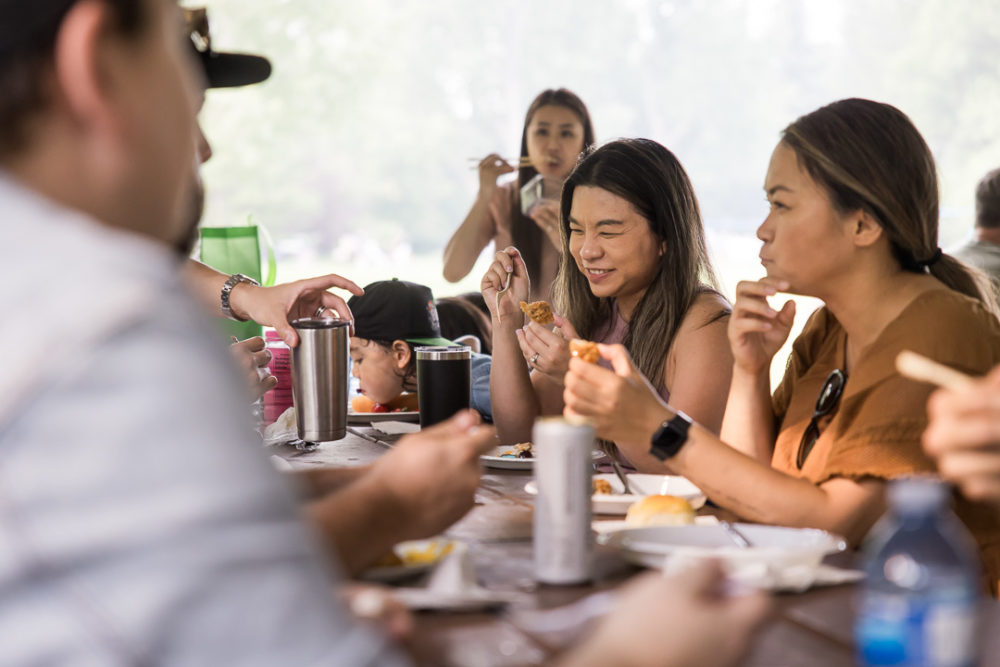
[649,410,692,461]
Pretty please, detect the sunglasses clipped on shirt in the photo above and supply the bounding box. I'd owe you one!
[796,368,847,469]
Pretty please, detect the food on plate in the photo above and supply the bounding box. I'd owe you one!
[500,442,534,459]
[351,392,419,413]
[370,540,454,569]
[624,494,695,527]
[520,300,554,325]
[592,478,613,495]
[569,339,600,364]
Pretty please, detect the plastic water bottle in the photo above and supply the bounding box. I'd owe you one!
[855,478,981,666]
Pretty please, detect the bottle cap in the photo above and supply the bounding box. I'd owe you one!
[888,476,948,513]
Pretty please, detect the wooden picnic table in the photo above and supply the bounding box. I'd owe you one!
[277,425,1000,666]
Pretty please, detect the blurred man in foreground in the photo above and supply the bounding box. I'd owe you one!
[0,1,766,663]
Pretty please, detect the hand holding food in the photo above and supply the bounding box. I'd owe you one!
[728,278,795,376]
[477,153,516,192]
[563,343,672,453]
[517,320,573,385]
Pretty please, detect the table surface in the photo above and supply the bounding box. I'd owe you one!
[276,426,1000,667]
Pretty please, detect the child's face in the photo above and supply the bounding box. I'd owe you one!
[349,338,406,405]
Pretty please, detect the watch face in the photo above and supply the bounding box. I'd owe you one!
[649,413,691,461]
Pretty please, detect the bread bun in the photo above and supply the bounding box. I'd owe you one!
[625,494,695,527]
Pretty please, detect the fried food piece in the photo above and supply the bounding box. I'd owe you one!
[520,300,554,325]
[501,442,534,459]
[569,339,599,364]
[592,478,613,495]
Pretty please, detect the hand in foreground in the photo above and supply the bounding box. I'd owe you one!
[370,410,497,540]
[924,365,1000,504]
[563,561,770,667]
[342,584,413,644]
[729,278,795,375]
[477,153,516,192]
[229,336,277,400]
[231,273,365,347]
[516,314,578,385]
[481,246,531,325]
[563,343,670,449]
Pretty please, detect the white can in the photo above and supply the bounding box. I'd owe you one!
[532,416,594,584]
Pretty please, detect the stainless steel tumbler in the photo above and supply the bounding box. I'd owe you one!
[416,346,471,428]
[290,317,349,442]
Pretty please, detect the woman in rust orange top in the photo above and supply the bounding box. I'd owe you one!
[563,98,1000,593]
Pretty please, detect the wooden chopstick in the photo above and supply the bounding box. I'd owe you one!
[467,156,534,170]
[895,350,975,391]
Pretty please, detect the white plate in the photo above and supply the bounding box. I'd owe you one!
[525,473,706,515]
[359,539,456,583]
[480,447,604,470]
[348,411,419,424]
[597,524,846,570]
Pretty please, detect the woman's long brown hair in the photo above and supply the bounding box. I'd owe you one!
[512,89,595,296]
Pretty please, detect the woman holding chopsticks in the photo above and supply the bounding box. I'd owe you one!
[564,98,1000,594]
[443,88,595,302]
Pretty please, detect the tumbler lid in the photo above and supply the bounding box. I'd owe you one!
[291,317,351,330]
[415,345,471,360]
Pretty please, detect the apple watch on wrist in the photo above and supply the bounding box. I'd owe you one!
[220,273,259,321]
[649,410,692,461]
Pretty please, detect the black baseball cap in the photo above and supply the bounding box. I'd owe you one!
[185,7,271,89]
[348,279,455,347]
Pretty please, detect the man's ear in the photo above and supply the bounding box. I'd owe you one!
[851,209,884,249]
[391,340,412,370]
[53,0,120,139]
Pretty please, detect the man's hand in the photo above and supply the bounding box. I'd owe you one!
[371,410,497,541]
[229,336,276,400]
[563,561,770,667]
[229,274,364,347]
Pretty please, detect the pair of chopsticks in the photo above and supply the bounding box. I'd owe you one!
[895,350,975,391]
[467,156,534,170]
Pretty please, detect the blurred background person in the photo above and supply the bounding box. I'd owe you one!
[436,294,493,354]
[444,88,595,302]
[953,167,1000,294]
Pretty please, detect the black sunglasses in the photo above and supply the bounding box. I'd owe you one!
[796,369,846,469]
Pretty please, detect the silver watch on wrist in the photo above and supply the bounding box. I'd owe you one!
[220,273,260,321]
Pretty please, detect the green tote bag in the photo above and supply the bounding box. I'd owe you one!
[199,221,276,341]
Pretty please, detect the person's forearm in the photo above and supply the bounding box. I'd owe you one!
[182,259,256,321]
[490,319,540,444]
[294,465,371,500]
[443,190,494,282]
[304,473,408,576]
[719,366,777,463]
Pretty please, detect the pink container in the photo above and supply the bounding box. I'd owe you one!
[262,330,293,425]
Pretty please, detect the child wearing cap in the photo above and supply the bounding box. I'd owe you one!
[348,279,492,419]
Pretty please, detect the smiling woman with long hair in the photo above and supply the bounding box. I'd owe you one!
[563,99,1000,594]
[444,88,595,302]
[482,138,733,464]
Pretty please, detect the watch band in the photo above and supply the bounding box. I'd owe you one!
[220,273,260,321]
[649,410,692,461]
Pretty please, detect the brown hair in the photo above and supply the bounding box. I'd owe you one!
[435,296,493,355]
[554,138,726,392]
[782,98,998,314]
[976,167,1000,230]
[0,0,147,156]
[512,89,595,292]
